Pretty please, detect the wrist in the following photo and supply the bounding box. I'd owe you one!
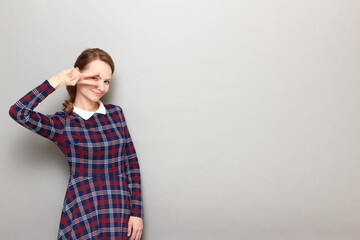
[48,76,64,89]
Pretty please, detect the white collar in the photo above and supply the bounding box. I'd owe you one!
[73,101,106,120]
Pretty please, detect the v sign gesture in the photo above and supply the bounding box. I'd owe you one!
[48,67,100,89]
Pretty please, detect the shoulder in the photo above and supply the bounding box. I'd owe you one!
[105,104,124,113]
[104,104,127,122]
[51,111,68,126]
[53,111,69,119]
[54,111,66,116]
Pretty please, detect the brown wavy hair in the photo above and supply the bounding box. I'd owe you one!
[62,48,115,113]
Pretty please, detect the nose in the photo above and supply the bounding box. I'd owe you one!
[97,80,105,92]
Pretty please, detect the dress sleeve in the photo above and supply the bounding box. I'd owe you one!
[119,107,144,218]
[9,80,66,143]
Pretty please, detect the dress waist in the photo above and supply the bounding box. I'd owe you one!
[70,171,126,180]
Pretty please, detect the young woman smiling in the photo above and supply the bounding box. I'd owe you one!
[9,48,144,240]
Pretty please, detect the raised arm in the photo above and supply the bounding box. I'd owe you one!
[9,79,66,143]
[9,68,99,143]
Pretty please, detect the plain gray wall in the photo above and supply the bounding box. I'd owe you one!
[1,0,360,239]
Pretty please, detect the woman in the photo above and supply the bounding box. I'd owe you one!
[9,48,144,240]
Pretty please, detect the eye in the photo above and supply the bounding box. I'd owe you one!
[92,77,98,81]
[105,80,111,84]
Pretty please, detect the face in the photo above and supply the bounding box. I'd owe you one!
[76,59,113,103]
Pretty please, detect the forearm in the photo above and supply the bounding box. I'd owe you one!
[126,160,144,218]
[9,80,56,122]
[9,80,66,142]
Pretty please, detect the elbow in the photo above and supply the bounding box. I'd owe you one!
[9,104,18,120]
[9,104,27,123]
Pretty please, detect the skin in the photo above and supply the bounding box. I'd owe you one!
[48,60,144,240]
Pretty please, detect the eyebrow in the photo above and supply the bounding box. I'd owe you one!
[98,76,112,81]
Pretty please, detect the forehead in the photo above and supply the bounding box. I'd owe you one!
[83,60,112,78]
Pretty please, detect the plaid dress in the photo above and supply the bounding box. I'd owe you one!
[9,80,143,239]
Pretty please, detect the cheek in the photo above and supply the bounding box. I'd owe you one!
[104,85,110,94]
[81,86,93,96]
[76,85,85,94]
[83,87,92,93]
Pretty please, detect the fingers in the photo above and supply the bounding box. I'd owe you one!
[81,71,100,79]
[128,221,143,240]
[53,67,95,87]
[69,69,80,82]
[62,67,76,76]
[134,229,142,240]
[130,228,142,240]
[76,78,99,86]
[130,230,136,240]
[127,221,133,238]
[65,68,99,86]
[66,68,82,86]
[74,71,100,86]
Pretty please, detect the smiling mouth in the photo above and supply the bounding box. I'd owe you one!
[91,90,103,96]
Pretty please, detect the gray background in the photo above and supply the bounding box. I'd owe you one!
[1,0,360,239]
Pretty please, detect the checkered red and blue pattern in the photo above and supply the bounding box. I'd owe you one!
[9,80,143,239]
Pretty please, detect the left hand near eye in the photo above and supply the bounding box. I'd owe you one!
[128,216,143,240]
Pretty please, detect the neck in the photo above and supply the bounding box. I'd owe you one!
[74,98,100,112]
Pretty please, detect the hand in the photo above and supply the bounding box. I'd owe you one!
[127,216,143,240]
[48,67,99,89]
